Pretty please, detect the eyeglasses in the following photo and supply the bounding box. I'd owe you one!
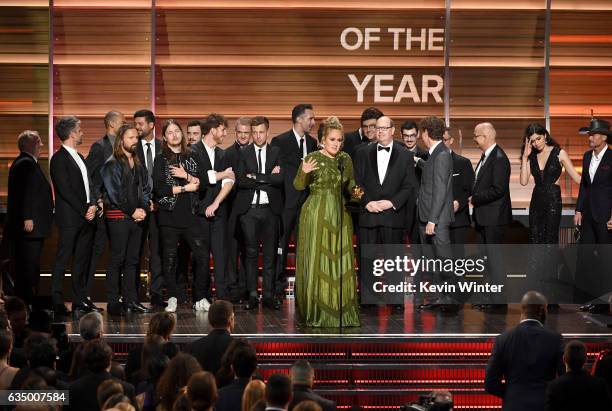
[376,126,393,131]
[363,124,377,130]
[402,133,417,139]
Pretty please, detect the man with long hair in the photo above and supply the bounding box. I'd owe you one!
[100,123,152,315]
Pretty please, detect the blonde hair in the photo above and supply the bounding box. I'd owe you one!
[241,379,266,411]
[320,116,343,143]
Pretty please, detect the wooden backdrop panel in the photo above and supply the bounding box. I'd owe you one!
[0,65,48,114]
[0,6,48,64]
[549,68,612,117]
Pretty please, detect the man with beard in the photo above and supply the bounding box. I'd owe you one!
[343,106,383,160]
[134,109,164,310]
[100,123,152,315]
[84,110,125,312]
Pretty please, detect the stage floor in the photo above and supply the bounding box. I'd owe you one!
[63,301,612,342]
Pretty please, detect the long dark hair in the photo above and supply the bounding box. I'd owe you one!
[520,122,560,158]
[113,123,141,166]
[161,119,189,160]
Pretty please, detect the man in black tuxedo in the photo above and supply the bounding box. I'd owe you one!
[191,113,235,306]
[134,109,164,309]
[443,129,475,244]
[234,116,284,310]
[401,120,429,245]
[50,116,98,316]
[224,117,252,303]
[343,106,383,160]
[288,360,337,411]
[184,300,234,374]
[470,122,512,310]
[354,116,417,304]
[574,118,612,313]
[485,291,563,411]
[271,104,317,300]
[6,130,53,306]
[84,110,124,312]
[545,340,612,411]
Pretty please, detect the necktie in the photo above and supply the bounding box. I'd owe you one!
[475,153,486,179]
[299,138,305,159]
[378,145,390,152]
[145,142,153,176]
[255,148,262,204]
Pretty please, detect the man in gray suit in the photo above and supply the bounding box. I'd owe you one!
[416,116,457,312]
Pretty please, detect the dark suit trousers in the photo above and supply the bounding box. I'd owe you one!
[87,215,108,294]
[450,226,471,245]
[277,206,300,296]
[240,206,279,300]
[226,230,247,300]
[106,219,143,304]
[576,209,612,303]
[14,236,45,304]
[199,217,228,300]
[51,222,94,306]
[475,224,507,303]
[140,213,163,298]
[581,209,612,244]
[418,222,456,302]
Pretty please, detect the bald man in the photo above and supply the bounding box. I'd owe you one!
[485,291,564,411]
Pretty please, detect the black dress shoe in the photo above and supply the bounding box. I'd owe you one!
[440,304,462,314]
[244,298,258,311]
[84,298,104,312]
[579,303,595,312]
[416,303,439,311]
[150,295,167,308]
[72,303,94,313]
[107,302,124,316]
[262,299,281,310]
[588,304,610,314]
[124,302,150,313]
[53,304,71,316]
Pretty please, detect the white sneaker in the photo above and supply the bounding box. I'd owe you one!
[194,297,211,312]
[165,297,177,313]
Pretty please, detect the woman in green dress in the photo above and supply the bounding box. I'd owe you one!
[293,116,360,327]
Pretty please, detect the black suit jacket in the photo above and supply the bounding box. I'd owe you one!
[215,377,251,411]
[451,151,475,228]
[135,137,162,169]
[545,369,612,411]
[270,129,317,209]
[343,128,368,160]
[86,134,114,200]
[472,145,512,227]
[289,385,337,411]
[67,371,135,411]
[485,320,564,411]
[576,146,612,223]
[190,141,232,218]
[354,142,417,228]
[183,329,233,374]
[6,152,53,238]
[234,144,284,216]
[50,146,95,227]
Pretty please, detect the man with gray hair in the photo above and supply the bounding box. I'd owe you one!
[288,360,336,411]
[79,311,104,340]
[6,130,53,306]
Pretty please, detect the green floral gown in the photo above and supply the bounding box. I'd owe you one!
[293,150,360,327]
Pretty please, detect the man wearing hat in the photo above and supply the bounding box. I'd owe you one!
[575,118,612,313]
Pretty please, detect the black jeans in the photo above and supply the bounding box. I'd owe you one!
[160,224,209,300]
[240,206,279,301]
[106,219,143,304]
[140,212,163,299]
[87,215,108,295]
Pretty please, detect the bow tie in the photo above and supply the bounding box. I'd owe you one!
[377,145,390,152]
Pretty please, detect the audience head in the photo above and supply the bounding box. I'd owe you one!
[102,394,132,411]
[28,310,52,335]
[473,122,497,151]
[418,116,445,148]
[26,334,57,369]
[235,116,252,146]
[293,401,322,411]
[291,104,315,135]
[161,119,188,157]
[157,353,202,411]
[564,340,587,372]
[79,312,104,340]
[360,107,384,142]
[97,379,124,409]
[140,334,166,380]
[320,116,344,157]
[375,116,395,147]
[113,123,140,163]
[202,113,228,146]
[84,339,113,373]
[186,120,203,145]
[104,110,125,136]
[242,379,266,411]
[148,311,176,341]
[265,373,292,410]
[5,297,27,334]
[520,290,548,324]
[431,390,453,411]
[251,116,270,148]
[133,109,155,140]
[401,120,418,150]
[186,371,217,411]
[17,130,43,159]
[55,115,83,144]
[208,300,234,331]
[0,307,10,330]
[522,123,559,157]
[290,360,314,387]
[0,328,13,361]
[231,340,258,378]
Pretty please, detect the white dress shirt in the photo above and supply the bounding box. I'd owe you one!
[62,144,91,203]
[293,128,307,160]
[377,141,393,185]
[140,138,156,171]
[589,145,608,182]
[428,140,443,156]
[475,143,497,178]
[202,141,234,187]
[251,144,270,204]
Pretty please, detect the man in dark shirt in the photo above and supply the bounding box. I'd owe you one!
[215,341,258,411]
[288,360,336,411]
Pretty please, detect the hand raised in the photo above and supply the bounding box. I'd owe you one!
[302,158,318,174]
